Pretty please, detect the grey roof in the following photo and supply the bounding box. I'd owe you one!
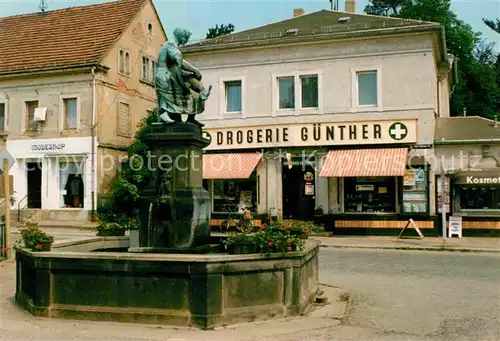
[183,10,441,50]
[435,116,500,143]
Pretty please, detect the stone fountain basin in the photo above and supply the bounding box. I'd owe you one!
[15,237,319,329]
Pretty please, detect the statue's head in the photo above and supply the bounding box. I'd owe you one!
[173,28,192,46]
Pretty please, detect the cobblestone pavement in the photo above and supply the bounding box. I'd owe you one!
[1,248,499,340]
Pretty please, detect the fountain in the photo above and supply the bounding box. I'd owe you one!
[14,28,319,329]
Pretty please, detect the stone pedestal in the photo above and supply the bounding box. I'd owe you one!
[137,122,211,250]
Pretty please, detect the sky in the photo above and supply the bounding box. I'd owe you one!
[0,0,499,48]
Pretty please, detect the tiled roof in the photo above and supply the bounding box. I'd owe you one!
[184,10,439,49]
[435,116,500,142]
[0,0,147,75]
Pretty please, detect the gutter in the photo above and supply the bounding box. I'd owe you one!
[0,64,109,80]
[435,139,500,145]
[91,67,97,222]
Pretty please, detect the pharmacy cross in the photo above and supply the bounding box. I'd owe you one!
[389,122,408,140]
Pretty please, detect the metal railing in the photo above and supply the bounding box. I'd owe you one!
[17,193,28,223]
[0,215,6,260]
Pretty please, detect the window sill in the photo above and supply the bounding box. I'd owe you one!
[117,133,132,138]
[221,112,244,119]
[140,78,154,87]
[351,105,382,113]
[118,72,131,78]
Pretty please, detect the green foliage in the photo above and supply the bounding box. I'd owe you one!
[206,24,235,39]
[19,221,54,250]
[365,0,500,119]
[483,18,500,34]
[103,109,158,221]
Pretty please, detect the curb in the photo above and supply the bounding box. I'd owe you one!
[318,244,500,253]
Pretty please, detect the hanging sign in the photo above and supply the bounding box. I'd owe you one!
[305,183,314,195]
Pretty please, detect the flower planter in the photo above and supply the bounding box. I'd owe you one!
[97,229,126,237]
[33,240,53,252]
[228,243,257,254]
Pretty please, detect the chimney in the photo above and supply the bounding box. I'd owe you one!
[293,8,305,17]
[345,0,356,13]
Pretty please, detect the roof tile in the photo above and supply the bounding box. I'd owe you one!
[0,0,146,75]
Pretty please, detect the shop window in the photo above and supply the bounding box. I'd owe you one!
[60,162,84,208]
[278,76,295,109]
[0,102,5,132]
[357,71,378,106]
[63,98,78,130]
[225,81,242,113]
[212,172,257,213]
[344,177,396,213]
[458,187,500,210]
[300,75,318,108]
[402,168,428,213]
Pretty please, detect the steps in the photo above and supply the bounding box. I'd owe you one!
[10,209,96,230]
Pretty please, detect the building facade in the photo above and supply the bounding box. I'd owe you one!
[0,0,166,221]
[183,8,457,232]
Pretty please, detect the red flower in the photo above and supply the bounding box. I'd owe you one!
[267,241,273,247]
[287,239,292,243]
[287,246,292,251]
[35,244,41,249]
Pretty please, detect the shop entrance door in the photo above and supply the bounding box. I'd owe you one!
[282,162,315,221]
[27,162,42,209]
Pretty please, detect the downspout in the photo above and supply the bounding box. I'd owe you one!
[91,67,97,222]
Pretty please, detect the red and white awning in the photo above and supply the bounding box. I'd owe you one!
[203,153,262,179]
[319,148,408,177]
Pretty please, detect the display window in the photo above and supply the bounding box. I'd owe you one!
[209,171,257,213]
[59,161,85,208]
[344,177,396,213]
[458,187,500,210]
[402,168,429,214]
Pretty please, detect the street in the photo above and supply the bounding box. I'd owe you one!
[1,235,499,340]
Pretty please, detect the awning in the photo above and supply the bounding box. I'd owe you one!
[203,153,262,179]
[319,148,408,177]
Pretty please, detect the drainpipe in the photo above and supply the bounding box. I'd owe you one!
[91,67,97,222]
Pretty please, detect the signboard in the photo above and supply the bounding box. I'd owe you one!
[455,171,500,186]
[6,137,94,158]
[356,185,374,191]
[204,119,417,150]
[398,219,424,239]
[403,169,416,186]
[436,175,450,213]
[304,184,314,195]
[448,216,462,238]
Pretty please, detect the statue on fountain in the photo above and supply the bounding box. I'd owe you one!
[155,27,212,128]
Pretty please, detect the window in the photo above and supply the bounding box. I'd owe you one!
[59,162,84,208]
[142,56,150,81]
[402,168,428,213]
[25,101,38,132]
[63,98,78,130]
[125,52,131,75]
[150,59,156,82]
[0,103,5,132]
[118,102,131,137]
[301,75,318,108]
[344,177,396,213]
[357,71,378,106]
[225,81,242,112]
[278,77,295,109]
[148,23,153,34]
[119,50,125,74]
[212,172,257,213]
[458,187,500,210]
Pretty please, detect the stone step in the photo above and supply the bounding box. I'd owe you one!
[37,220,98,230]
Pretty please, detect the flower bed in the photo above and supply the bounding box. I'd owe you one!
[224,221,319,255]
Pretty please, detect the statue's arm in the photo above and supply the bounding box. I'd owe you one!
[173,54,192,92]
[181,59,200,75]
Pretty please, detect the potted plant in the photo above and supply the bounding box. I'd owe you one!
[224,233,257,254]
[96,221,126,236]
[314,206,324,216]
[19,222,54,252]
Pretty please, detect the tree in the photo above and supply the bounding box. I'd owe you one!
[206,24,235,39]
[100,110,159,219]
[365,0,500,118]
[483,18,500,34]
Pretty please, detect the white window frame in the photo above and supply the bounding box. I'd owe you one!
[351,66,383,112]
[141,55,151,82]
[218,76,246,119]
[59,95,81,131]
[272,70,323,117]
[23,97,40,133]
[0,99,8,132]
